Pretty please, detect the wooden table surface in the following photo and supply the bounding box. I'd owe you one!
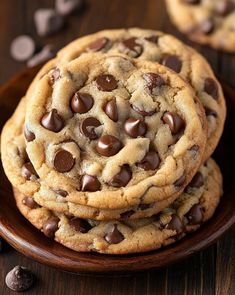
[0,0,235,294]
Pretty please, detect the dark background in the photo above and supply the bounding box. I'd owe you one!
[0,0,234,294]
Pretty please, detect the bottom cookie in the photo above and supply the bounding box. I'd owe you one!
[14,158,222,254]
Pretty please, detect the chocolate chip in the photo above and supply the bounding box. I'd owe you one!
[161,55,182,73]
[189,144,199,152]
[104,224,124,244]
[27,45,55,67]
[138,203,152,210]
[174,174,186,187]
[162,112,185,135]
[10,35,35,62]
[120,210,135,219]
[204,78,219,100]
[96,135,122,157]
[124,117,147,138]
[215,1,234,16]
[131,104,156,116]
[34,9,64,37]
[186,204,204,225]
[138,151,160,171]
[24,125,35,142]
[184,0,200,4]
[43,217,59,238]
[71,92,94,114]
[41,109,64,132]
[189,172,204,188]
[96,74,118,91]
[56,0,83,16]
[81,174,101,192]
[104,98,118,122]
[22,197,40,209]
[5,266,34,292]
[69,217,92,233]
[80,117,101,139]
[54,189,68,197]
[109,165,132,187]
[50,67,61,85]
[120,37,143,58]
[143,72,165,93]
[165,215,184,234]
[200,19,215,34]
[205,108,217,117]
[22,162,38,180]
[53,149,75,173]
[87,37,110,52]
[145,35,159,43]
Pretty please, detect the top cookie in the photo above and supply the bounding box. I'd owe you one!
[165,0,235,52]
[24,53,207,209]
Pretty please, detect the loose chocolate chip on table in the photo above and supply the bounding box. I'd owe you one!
[27,45,55,67]
[81,174,101,192]
[96,135,122,157]
[174,174,186,187]
[69,217,92,233]
[50,67,61,85]
[10,35,35,62]
[145,35,159,44]
[22,162,38,180]
[124,117,147,138]
[109,165,132,187]
[138,151,160,170]
[186,204,204,225]
[120,210,135,219]
[96,74,118,91]
[104,98,118,122]
[189,172,204,188]
[43,217,59,238]
[87,37,110,52]
[54,189,68,197]
[200,19,215,34]
[24,125,35,142]
[22,196,40,209]
[161,55,182,73]
[5,266,34,292]
[205,108,217,117]
[56,0,83,16]
[41,109,64,132]
[162,112,185,135]
[143,72,165,93]
[80,117,101,139]
[131,104,155,116]
[204,78,219,100]
[71,92,94,113]
[34,9,64,37]
[104,224,125,244]
[215,1,234,16]
[120,37,143,57]
[54,149,75,173]
[165,215,184,234]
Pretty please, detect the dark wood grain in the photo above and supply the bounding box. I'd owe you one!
[0,0,235,294]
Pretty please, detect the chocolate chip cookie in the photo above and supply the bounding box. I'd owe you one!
[14,158,222,254]
[165,0,235,52]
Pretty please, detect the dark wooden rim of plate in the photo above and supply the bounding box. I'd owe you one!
[0,66,234,274]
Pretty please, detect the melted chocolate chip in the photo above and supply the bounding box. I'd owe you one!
[22,162,38,180]
[138,151,160,171]
[204,78,219,100]
[120,210,135,219]
[189,172,204,188]
[162,112,185,134]
[53,149,75,173]
[104,98,118,122]
[186,204,204,225]
[71,92,94,114]
[87,37,110,52]
[50,67,61,85]
[120,37,143,57]
[54,189,68,197]
[143,72,165,93]
[161,55,182,73]
[43,217,59,238]
[96,74,118,91]
[80,117,101,139]
[215,1,234,16]
[145,35,159,43]
[131,104,156,116]
[104,224,124,244]
[124,117,147,138]
[174,174,186,187]
[22,197,40,209]
[5,266,34,292]
[24,126,35,142]
[69,217,92,233]
[165,215,184,234]
[81,174,101,192]
[109,165,132,187]
[96,135,122,157]
[41,109,64,132]
[200,19,215,34]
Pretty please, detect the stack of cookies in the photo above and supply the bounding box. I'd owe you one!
[1,28,226,254]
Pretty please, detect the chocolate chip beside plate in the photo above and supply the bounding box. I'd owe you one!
[104,224,124,244]
[109,165,132,187]
[69,217,92,233]
[186,204,204,225]
[24,125,35,142]
[124,117,147,138]
[43,217,60,238]
[143,72,165,93]
[41,109,64,132]
[120,37,143,58]
[87,37,110,52]
[161,55,182,73]
[96,74,118,91]
[22,196,40,209]
[22,162,38,180]
[27,45,55,67]
[80,117,101,139]
[189,172,204,188]
[104,98,118,122]
[10,35,35,62]
[56,0,83,16]
[162,112,185,135]
[165,215,184,234]
[81,174,101,192]
[5,266,34,292]
[71,92,94,113]
[204,78,219,100]
[54,149,75,173]
[138,151,160,171]
[96,135,122,157]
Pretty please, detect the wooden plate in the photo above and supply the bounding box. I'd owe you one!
[0,66,234,274]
